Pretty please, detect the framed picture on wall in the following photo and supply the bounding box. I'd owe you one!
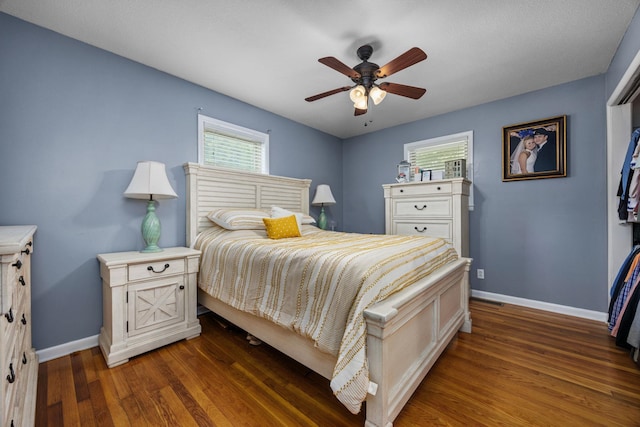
[502,115,567,182]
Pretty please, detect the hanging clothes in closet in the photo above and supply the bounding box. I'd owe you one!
[618,128,640,221]
[609,245,640,364]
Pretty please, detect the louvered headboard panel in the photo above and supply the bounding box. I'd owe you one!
[183,163,312,246]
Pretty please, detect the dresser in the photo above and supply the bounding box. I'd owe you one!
[383,179,470,257]
[97,247,201,368]
[0,226,38,427]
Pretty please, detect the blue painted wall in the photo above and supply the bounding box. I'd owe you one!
[343,76,608,312]
[0,13,342,349]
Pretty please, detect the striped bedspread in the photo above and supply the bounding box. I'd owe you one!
[195,225,458,414]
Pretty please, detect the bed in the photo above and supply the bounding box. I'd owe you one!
[184,163,472,427]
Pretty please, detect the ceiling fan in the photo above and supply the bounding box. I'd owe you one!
[305,44,427,116]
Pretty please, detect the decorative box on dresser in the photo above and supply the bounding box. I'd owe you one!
[97,247,201,368]
[0,226,38,427]
[383,178,470,257]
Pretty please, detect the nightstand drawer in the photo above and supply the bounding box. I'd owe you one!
[394,198,451,218]
[128,258,184,281]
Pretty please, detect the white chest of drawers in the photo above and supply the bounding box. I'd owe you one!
[97,247,201,368]
[383,179,470,257]
[0,225,38,427]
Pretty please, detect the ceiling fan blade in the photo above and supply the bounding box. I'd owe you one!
[318,57,361,79]
[376,47,427,78]
[379,82,426,99]
[305,86,352,102]
[354,107,367,116]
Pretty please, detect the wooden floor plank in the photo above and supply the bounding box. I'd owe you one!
[36,300,640,426]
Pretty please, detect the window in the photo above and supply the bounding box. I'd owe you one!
[198,114,269,174]
[404,130,474,209]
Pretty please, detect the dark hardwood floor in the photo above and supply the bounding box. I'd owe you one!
[36,300,640,426]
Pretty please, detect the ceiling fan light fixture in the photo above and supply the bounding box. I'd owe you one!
[354,97,368,110]
[369,86,387,105]
[349,85,366,103]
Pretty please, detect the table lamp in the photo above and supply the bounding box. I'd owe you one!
[311,184,336,230]
[124,161,177,252]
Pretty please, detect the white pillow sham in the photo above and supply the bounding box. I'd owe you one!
[207,208,269,230]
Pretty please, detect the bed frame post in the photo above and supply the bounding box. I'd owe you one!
[184,162,200,247]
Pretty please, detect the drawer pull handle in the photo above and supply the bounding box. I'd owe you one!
[21,314,27,325]
[400,189,404,193]
[5,308,14,323]
[21,247,30,255]
[148,263,170,274]
[414,227,428,233]
[414,204,427,210]
[6,363,15,383]
[19,276,25,286]
[179,285,185,290]
[437,186,441,190]
[22,352,27,365]
[12,260,22,270]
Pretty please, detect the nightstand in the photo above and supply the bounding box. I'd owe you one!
[97,247,201,368]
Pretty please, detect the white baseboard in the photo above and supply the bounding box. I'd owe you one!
[36,334,99,363]
[35,296,607,363]
[471,290,608,323]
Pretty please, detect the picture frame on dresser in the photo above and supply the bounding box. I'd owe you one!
[421,169,432,181]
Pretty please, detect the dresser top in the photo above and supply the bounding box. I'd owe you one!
[0,225,37,255]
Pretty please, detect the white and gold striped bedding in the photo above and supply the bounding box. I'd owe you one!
[195,224,458,414]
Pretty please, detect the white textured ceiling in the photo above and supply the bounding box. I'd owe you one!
[1,0,639,138]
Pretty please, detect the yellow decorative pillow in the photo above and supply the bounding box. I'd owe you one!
[263,215,301,239]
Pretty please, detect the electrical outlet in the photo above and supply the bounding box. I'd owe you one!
[477,269,485,279]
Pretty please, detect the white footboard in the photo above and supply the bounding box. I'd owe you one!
[363,257,472,427]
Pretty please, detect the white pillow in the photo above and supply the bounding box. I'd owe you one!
[271,206,316,230]
[207,208,269,230]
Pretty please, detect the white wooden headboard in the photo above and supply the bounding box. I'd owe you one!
[183,163,312,246]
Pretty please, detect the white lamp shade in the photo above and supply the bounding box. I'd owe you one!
[124,161,178,200]
[349,85,366,103]
[312,184,336,206]
[370,86,387,105]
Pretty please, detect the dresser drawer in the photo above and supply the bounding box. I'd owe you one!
[394,220,452,240]
[394,198,451,218]
[390,182,452,197]
[128,258,185,281]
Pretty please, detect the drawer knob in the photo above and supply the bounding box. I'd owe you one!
[179,285,185,290]
[400,189,404,193]
[21,314,27,325]
[414,204,427,211]
[22,352,27,365]
[147,263,170,273]
[6,363,15,384]
[5,308,14,323]
[21,247,30,255]
[414,226,428,233]
[12,260,22,270]
[19,276,26,286]
[437,186,441,190]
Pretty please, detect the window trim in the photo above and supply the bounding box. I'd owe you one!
[197,114,269,174]
[404,130,474,209]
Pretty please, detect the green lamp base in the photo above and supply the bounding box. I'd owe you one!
[318,207,328,230]
[141,200,163,253]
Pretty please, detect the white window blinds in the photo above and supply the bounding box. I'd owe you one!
[407,140,468,172]
[198,114,269,174]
